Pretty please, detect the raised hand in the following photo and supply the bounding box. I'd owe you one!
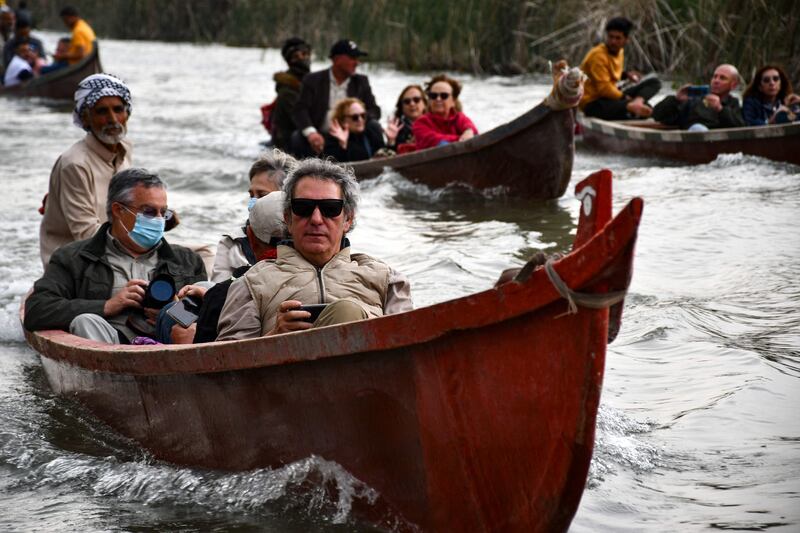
[329,119,349,148]
[384,117,403,144]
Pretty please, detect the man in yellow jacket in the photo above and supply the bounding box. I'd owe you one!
[579,17,661,120]
[54,5,95,65]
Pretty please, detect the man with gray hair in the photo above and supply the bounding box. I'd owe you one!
[653,64,745,130]
[211,150,295,282]
[25,168,207,344]
[216,158,412,340]
[39,73,133,267]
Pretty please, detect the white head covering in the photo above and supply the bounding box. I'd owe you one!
[73,73,132,129]
[249,191,286,242]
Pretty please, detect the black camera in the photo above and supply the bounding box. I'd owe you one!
[142,273,176,309]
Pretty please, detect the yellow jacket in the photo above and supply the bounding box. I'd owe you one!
[579,43,624,109]
[68,18,96,64]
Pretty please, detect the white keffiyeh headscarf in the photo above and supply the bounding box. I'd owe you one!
[73,74,132,129]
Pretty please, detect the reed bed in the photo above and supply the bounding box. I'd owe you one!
[24,0,799,82]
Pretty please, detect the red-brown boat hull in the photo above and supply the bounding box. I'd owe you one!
[579,115,800,165]
[349,105,576,200]
[24,171,642,531]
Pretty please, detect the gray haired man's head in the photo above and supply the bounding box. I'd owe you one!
[282,158,359,231]
[106,168,166,220]
[249,149,297,190]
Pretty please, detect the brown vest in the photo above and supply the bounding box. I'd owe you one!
[243,245,390,332]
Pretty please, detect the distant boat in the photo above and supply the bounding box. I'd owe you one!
[0,42,101,100]
[22,169,643,532]
[578,115,800,165]
[349,104,576,200]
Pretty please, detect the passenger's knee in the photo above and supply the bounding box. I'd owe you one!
[314,299,369,327]
[69,313,120,344]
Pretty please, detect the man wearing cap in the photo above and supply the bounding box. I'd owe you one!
[165,190,290,344]
[269,37,311,151]
[39,73,133,267]
[290,39,380,157]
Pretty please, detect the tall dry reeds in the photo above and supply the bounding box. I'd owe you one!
[22,0,800,82]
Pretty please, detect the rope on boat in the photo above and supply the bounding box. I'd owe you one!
[544,259,627,316]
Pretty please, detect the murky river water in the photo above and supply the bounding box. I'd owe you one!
[1,34,798,532]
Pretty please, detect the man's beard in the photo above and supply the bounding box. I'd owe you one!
[94,122,127,145]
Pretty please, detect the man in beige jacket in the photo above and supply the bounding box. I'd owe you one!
[39,73,133,267]
[216,158,412,340]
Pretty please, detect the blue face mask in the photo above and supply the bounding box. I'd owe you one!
[247,196,258,211]
[123,206,165,249]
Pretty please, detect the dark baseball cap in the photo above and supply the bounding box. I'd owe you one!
[329,39,368,58]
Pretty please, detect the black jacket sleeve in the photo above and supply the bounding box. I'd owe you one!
[292,73,318,132]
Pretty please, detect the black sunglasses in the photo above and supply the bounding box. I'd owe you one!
[346,112,366,122]
[402,96,423,105]
[761,75,780,83]
[427,91,451,101]
[291,198,345,218]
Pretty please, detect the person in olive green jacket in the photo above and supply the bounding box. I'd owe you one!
[25,168,207,344]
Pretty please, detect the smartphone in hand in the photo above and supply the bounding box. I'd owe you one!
[298,304,328,323]
[167,296,201,328]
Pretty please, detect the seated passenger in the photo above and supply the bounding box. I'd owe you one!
[267,37,312,151]
[40,37,71,75]
[24,168,208,344]
[217,158,413,340]
[579,16,660,120]
[385,84,427,153]
[160,191,289,345]
[3,41,36,87]
[742,65,800,126]
[652,64,745,131]
[412,74,478,150]
[322,97,385,162]
[54,6,95,65]
[2,15,45,68]
[211,151,295,282]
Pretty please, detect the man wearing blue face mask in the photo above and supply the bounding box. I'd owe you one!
[210,151,294,283]
[24,168,208,344]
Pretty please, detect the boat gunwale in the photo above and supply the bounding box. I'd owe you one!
[348,102,560,173]
[579,114,800,143]
[24,194,643,377]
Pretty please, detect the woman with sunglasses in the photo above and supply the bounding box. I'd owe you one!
[384,84,428,153]
[742,65,800,126]
[323,97,385,162]
[411,74,478,151]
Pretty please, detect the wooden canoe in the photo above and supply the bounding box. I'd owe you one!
[349,104,576,200]
[0,42,101,100]
[578,114,800,165]
[22,169,642,532]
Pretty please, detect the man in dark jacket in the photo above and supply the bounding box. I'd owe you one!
[290,39,381,157]
[653,64,745,130]
[24,168,207,344]
[269,37,311,151]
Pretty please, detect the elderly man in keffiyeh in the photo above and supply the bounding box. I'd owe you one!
[39,73,134,267]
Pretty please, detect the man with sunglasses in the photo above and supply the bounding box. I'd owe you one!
[217,158,412,340]
[25,168,208,344]
[653,64,745,131]
[289,39,381,157]
[39,73,134,268]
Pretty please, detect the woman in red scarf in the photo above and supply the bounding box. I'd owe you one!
[412,74,478,150]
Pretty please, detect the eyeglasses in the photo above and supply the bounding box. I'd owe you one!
[346,113,366,122]
[121,203,174,220]
[427,92,451,101]
[761,75,780,83]
[291,198,344,218]
[402,96,423,105]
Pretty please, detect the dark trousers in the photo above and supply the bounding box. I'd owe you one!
[584,77,662,121]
